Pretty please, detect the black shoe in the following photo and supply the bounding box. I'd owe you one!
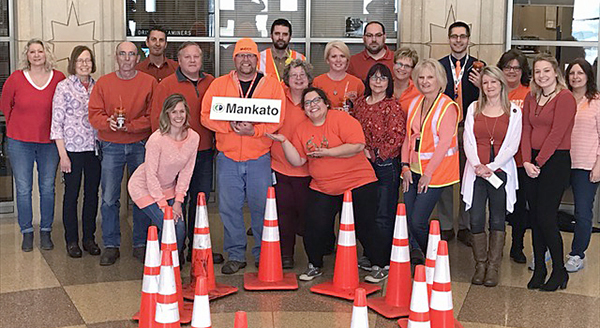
[213,252,224,264]
[527,268,547,290]
[82,240,101,256]
[456,229,473,247]
[21,232,33,252]
[282,256,295,269]
[40,231,54,250]
[246,228,253,236]
[100,248,120,266]
[132,247,146,263]
[221,260,247,274]
[66,242,82,258]
[540,268,569,292]
[441,229,455,242]
[510,245,527,264]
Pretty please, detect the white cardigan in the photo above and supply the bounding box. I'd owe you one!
[461,101,522,213]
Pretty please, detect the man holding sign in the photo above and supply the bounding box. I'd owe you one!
[201,38,286,274]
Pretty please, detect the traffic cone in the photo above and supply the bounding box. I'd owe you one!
[233,311,248,328]
[155,249,181,328]
[310,190,381,300]
[397,265,430,328]
[183,193,237,300]
[133,226,160,327]
[425,220,441,299]
[367,203,411,318]
[190,276,211,328]
[244,187,298,290]
[162,206,193,323]
[430,241,464,328]
[350,288,369,328]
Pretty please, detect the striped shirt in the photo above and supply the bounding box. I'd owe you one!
[571,97,600,170]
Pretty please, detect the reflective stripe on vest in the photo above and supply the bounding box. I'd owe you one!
[258,48,306,80]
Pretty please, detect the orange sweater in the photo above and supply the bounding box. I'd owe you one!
[89,72,157,144]
[152,69,215,151]
[201,71,286,162]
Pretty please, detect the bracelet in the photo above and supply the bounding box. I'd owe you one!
[401,166,411,174]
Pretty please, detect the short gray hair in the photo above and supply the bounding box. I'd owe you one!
[282,59,314,87]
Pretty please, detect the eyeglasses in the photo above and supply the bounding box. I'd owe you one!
[394,62,414,70]
[364,33,384,39]
[449,34,469,40]
[369,75,389,82]
[118,51,137,58]
[304,96,323,108]
[290,73,307,80]
[76,59,93,65]
[236,53,256,59]
[503,65,522,72]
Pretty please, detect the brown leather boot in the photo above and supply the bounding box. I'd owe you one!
[484,230,505,287]
[471,232,487,285]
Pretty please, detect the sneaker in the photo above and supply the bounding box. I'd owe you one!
[221,260,247,274]
[358,255,372,271]
[528,250,551,271]
[299,263,323,281]
[565,255,584,272]
[365,265,389,283]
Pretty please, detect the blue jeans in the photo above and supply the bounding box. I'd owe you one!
[570,169,598,258]
[371,157,400,253]
[98,140,147,248]
[216,152,271,262]
[6,138,59,233]
[141,199,186,251]
[185,149,214,250]
[403,172,445,252]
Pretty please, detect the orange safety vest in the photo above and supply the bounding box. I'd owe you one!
[406,93,460,187]
[258,48,306,81]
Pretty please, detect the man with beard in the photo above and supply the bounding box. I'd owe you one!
[258,18,305,81]
[136,26,178,82]
[348,21,394,81]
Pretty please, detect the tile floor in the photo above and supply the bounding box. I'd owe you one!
[0,204,598,328]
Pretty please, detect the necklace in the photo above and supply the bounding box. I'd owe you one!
[534,93,555,116]
[484,111,501,162]
[542,88,556,97]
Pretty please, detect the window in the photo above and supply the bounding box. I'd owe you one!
[311,0,397,38]
[219,0,306,38]
[126,0,215,37]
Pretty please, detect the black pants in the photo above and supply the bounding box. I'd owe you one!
[62,151,101,244]
[303,182,389,268]
[524,150,570,272]
[274,172,311,258]
[469,171,507,234]
[506,167,529,249]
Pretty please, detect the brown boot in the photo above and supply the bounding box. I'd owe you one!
[484,230,505,287]
[471,232,487,285]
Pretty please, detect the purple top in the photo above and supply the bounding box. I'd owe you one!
[51,75,97,152]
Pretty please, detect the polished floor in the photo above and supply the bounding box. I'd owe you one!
[0,203,598,328]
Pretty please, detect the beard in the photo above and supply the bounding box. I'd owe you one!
[366,43,384,55]
[273,40,289,50]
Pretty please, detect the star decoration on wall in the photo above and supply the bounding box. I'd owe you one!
[48,2,98,71]
[425,5,475,59]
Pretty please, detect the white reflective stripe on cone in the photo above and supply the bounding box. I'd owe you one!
[162,222,178,245]
[264,199,278,221]
[159,266,177,295]
[142,275,159,294]
[262,226,280,242]
[410,283,429,313]
[338,230,356,247]
[407,320,430,328]
[435,258,451,283]
[171,250,179,267]
[191,295,211,327]
[391,245,410,263]
[193,233,212,250]
[430,290,453,311]
[350,306,369,328]
[340,203,354,225]
[146,242,161,267]
[426,267,435,285]
[155,302,180,323]
[195,205,210,228]
[393,218,408,239]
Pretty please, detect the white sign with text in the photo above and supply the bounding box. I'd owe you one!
[209,97,282,123]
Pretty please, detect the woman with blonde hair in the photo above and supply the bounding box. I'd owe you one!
[1,38,65,252]
[462,66,522,287]
[522,54,576,291]
[128,94,199,262]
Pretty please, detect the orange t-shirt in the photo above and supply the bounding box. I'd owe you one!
[291,110,377,195]
[397,80,422,116]
[508,84,531,167]
[313,73,365,110]
[271,89,310,177]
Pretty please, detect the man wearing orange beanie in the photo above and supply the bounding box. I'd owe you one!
[201,38,286,274]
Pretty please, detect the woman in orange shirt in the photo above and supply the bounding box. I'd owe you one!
[313,41,365,112]
[393,47,421,115]
[497,49,531,264]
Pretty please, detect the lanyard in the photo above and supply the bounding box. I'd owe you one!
[236,72,258,98]
[450,55,468,92]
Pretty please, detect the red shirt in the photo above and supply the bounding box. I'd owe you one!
[347,46,395,81]
[473,113,509,165]
[1,70,66,143]
[135,57,178,82]
[521,89,577,167]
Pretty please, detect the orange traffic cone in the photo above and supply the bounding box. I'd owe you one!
[310,190,381,300]
[244,187,298,290]
[397,265,430,328]
[430,241,464,328]
[134,226,160,327]
[183,193,237,300]
[162,207,193,323]
[233,311,248,328]
[155,249,181,328]
[350,288,369,328]
[190,276,211,328]
[425,220,441,299]
[367,203,411,318]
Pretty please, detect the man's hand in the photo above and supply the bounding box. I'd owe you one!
[108,115,127,132]
[231,121,255,136]
[468,69,482,89]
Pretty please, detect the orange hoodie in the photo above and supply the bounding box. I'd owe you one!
[201,71,286,162]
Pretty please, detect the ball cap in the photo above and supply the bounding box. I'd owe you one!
[233,38,259,58]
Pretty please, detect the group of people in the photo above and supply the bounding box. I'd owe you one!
[1,18,597,292]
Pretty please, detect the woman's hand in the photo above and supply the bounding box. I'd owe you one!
[401,169,412,193]
[59,155,71,173]
[474,164,493,178]
[307,147,331,158]
[266,133,287,143]
[523,162,540,178]
[590,161,600,183]
[417,174,431,194]
[172,201,183,222]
